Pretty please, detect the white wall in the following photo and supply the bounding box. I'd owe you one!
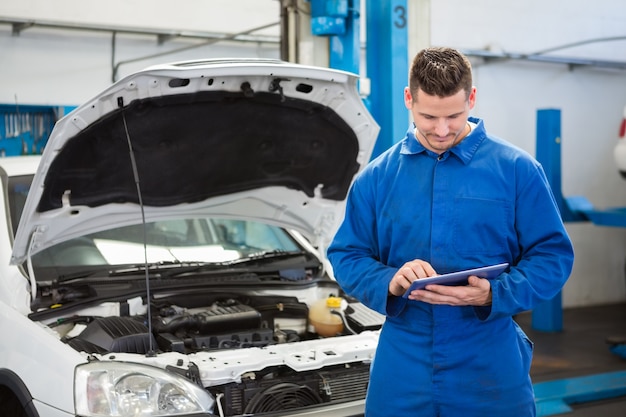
[425,0,626,308]
[472,61,626,309]
[0,0,281,36]
[1,0,625,308]
[0,0,282,105]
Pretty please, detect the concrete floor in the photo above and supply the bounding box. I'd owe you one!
[516,302,626,416]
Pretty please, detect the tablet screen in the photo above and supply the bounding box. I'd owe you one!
[402,263,509,298]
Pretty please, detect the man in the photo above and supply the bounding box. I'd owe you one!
[327,47,574,416]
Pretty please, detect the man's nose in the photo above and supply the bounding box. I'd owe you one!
[434,120,450,137]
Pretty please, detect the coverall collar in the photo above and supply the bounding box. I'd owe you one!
[401,116,486,164]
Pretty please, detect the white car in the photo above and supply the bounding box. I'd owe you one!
[0,59,382,417]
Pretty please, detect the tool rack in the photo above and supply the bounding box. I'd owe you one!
[0,103,68,156]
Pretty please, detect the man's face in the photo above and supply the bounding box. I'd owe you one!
[404,86,476,154]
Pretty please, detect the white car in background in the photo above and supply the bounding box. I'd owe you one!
[0,59,382,417]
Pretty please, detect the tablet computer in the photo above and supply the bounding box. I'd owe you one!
[402,262,509,298]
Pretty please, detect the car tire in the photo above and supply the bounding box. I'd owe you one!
[0,386,28,417]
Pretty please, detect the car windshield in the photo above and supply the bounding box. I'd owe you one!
[7,174,304,270]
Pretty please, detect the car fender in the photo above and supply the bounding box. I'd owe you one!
[0,369,39,417]
[0,300,86,414]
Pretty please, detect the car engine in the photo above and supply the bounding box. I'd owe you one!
[52,292,383,416]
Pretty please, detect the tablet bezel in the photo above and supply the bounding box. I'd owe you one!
[402,263,509,298]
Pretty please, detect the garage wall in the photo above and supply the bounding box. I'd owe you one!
[0,0,280,37]
[0,0,282,105]
[423,0,626,308]
[1,0,626,308]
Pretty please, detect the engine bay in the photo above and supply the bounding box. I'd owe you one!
[60,295,304,355]
[50,290,384,356]
[42,286,385,416]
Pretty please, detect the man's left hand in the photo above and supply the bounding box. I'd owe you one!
[406,275,492,306]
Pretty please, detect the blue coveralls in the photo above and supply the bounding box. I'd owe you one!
[327,117,574,417]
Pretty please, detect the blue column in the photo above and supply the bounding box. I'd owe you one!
[533,109,564,332]
[309,0,360,75]
[365,0,409,160]
[329,0,360,75]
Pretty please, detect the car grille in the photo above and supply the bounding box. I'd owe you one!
[211,362,370,416]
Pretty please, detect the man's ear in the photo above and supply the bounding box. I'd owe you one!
[404,87,413,110]
[468,86,477,109]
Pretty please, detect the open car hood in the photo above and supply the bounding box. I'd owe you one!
[11,59,379,265]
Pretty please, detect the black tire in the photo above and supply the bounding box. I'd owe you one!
[0,386,28,417]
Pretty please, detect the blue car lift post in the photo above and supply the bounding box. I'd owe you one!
[308,0,409,159]
[533,108,626,415]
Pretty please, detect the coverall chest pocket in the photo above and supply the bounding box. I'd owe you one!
[452,197,510,256]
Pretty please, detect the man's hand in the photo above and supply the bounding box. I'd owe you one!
[407,275,493,306]
[388,259,437,297]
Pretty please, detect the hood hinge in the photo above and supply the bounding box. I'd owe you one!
[26,225,47,300]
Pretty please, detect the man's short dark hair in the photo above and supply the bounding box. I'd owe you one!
[409,47,473,100]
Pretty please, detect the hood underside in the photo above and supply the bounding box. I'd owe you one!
[11,59,379,264]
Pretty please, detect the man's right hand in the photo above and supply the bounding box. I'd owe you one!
[388,259,437,297]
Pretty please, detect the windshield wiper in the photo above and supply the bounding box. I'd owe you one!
[228,249,310,265]
[55,261,195,282]
[56,251,312,282]
[56,266,117,283]
[106,260,209,277]
[160,250,312,278]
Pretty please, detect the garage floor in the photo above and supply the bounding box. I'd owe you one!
[515,302,626,416]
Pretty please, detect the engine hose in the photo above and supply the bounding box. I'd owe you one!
[216,393,225,417]
[331,310,357,335]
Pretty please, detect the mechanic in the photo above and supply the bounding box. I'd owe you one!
[327,47,574,416]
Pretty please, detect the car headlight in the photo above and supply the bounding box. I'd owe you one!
[75,361,215,416]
